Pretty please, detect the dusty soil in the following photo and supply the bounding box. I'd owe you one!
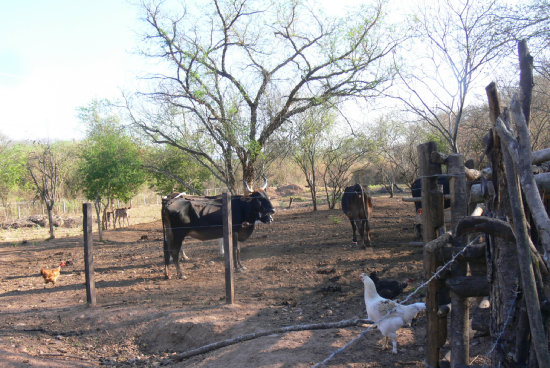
[0,194,489,367]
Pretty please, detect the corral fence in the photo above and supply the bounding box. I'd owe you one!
[394,41,550,368]
[81,192,236,307]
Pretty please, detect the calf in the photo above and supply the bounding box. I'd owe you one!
[103,210,114,230]
[114,206,131,228]
[341,183,373,248]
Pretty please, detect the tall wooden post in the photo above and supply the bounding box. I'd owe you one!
[222,193,234,304]
[448,154,469,367]
[83,203,96,307]
[420,141,445,368]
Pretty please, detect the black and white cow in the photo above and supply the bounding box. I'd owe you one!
[161,181,275,279]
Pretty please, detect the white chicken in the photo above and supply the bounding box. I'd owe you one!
[360,273,425,354]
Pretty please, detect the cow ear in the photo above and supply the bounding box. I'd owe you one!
[252,198,262,211]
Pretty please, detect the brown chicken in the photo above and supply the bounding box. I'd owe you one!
[40,261,65,286]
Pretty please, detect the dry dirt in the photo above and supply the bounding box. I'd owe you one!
[0,193,489,367]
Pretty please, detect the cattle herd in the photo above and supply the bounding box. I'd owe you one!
[160,180,430,278]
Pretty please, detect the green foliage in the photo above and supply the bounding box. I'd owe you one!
[78,100,146,204]
[424,132,451,154]
[144,144,211,195]
[0,141,30,203]
[246,139,263,161]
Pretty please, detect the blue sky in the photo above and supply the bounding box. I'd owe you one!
[0,0,394,142]
[0,0,146,142]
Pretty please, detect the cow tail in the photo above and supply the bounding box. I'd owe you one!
[161,206,170,266]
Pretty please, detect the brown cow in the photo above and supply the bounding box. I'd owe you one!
[341,183,373,248]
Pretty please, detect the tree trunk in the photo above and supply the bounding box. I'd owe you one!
[46,200,55,240]
[242,162,255,195]
[94,197,103,242]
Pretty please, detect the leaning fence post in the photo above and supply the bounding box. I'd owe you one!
[83,203,96,307]
[222,192,234,304]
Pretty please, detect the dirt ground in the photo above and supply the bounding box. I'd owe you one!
[0,193,490,367]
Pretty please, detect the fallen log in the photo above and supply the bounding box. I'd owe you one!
[173,318,372,361]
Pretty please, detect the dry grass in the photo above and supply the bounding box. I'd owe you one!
[0,203,163,243]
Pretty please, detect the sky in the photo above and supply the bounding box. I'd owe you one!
[0,0,404,143]
[0,0,148,142]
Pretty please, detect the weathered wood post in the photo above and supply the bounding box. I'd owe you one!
[83,203,96,307]
[222,192,234,304]
[419,141,445,367]
[447,154,469,367]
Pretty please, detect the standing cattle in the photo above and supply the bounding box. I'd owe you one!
[411,176,450,239]
[341,183,373,248]
[161,180,275,279]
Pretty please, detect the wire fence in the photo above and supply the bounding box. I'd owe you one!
[0,192,164,222]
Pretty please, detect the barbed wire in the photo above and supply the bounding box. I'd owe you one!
[314,234,482,367]
[481,288,519,368]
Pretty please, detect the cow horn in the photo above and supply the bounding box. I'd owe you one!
[244,180,253,193]
[261,176,268,190]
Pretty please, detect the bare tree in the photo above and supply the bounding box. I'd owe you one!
[321,135,371,209]
[127,0,400,193]
[292,106,335,211]
[391,0,512,153]
[27,143,62,240]
[370,116,415,196]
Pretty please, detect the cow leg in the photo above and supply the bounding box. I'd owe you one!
[163,226,187,279]
[171,241,188,280]
[232,234,247,271]
[163,236,171,279]
[361,218,372,248]
[358,218,365,248]
[350,219,358,246]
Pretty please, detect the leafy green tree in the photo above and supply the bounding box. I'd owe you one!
[0,136,28,219]
[128,0,401,193]
[143,144,211,195]
[78,100,146,239]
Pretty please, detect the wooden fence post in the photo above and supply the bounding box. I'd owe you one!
[83,203,96,307]
[448,154,469,367]
[419,141,445,367]
[222,193,234,304]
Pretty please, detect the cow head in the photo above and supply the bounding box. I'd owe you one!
[250,189,275,223]
[243,178,275,224]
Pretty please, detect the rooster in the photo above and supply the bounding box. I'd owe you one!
[360,273,425,354]
[369,271,409,300]
[40,261,65,287]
